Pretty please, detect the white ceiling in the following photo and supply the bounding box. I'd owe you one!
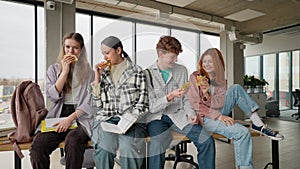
[71,0,300,35]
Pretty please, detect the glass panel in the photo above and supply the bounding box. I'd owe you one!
[292,50,300,109]
[171,29,198,74]
[136,23,169,69]
[0,1,34,116]
[37,6,45,93]
[76,13,92,64]
[93,17,133,67]
[292,50,299,90]
[263,54,276,99]
[245,56,260,77]
[278,52,290,110]
[200,34,220,55]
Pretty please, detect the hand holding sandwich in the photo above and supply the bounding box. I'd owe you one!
[61,55,78,75]
[93,60,111,85]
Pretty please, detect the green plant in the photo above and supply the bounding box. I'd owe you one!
[243,75,269,88]
[258,78,269,86]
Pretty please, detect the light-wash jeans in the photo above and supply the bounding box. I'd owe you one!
[147,115,216,169]
[92,117,146,169]
[204,84,259,169]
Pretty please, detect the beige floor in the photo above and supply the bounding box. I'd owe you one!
[0,117,299,169]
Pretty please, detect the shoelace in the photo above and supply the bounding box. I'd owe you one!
[261,125,278,136]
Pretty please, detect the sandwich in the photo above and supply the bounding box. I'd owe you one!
[64,54,78,62]
[196,75,208,86]
[180,82,191,90]
[98,60,111,70]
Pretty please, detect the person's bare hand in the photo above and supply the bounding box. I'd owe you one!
[94,61,107,74]
[199,79,210,94]
[93,61,107,84]
[219,115,235,126]
[189,115,199,124]
[167,88,186,102]
[61,55,74,75]
[53,118,73,133]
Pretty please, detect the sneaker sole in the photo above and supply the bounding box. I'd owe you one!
[251,129,284,141]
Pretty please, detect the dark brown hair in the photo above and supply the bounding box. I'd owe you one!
[156,36,183,55]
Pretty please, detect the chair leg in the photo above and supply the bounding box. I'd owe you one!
[166,141,199,169]
[291,107,300,120]
[60,148,64,157]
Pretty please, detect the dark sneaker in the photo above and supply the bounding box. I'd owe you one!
[252,123,284,141]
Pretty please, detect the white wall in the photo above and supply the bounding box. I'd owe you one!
[244,33,300,56]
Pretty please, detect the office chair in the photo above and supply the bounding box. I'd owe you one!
[291,89,300,120]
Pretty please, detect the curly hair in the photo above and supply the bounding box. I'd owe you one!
[156,36,183,55]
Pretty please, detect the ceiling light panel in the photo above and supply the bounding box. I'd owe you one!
[224,9,265,22]
[155,0,196,7]
[94,0,118,5]
[117,1,137,8]
[134,5,159,13]
[54,0,74,4]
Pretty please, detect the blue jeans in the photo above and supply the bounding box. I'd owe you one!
[92,118,146,169]
[147,115,215,169]
[203,84,259,169]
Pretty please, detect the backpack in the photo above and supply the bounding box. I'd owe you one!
[144,68,153,88]
[9,80,48,158]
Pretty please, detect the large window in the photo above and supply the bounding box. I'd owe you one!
[171,29,198,74]
[263,54,276,99]
[245,50,300,111]
[93,17,133,67]
[0,1,220,137]
[76,13,92,63]
[0,1,36,115]
[200,33,220,55]
[0,1,34,81]
[245,56,260,77]
[37,6,45,89]
[136,23,169,69]
[292,51,300,90]
[278,52,290,109]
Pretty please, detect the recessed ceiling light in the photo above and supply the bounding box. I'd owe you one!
[224,9,265,22]
[155,0,196,7]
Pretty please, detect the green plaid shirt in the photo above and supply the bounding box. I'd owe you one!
[89,57,149,122]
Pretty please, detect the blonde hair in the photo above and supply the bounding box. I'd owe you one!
[57,32,92,92]
[198,48,226,85]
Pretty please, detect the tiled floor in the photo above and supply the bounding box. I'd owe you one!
[0,117,299,169]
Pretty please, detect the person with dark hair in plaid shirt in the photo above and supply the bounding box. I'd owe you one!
[89,36,149,169]
[143,36,216,169]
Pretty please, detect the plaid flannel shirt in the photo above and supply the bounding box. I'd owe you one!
[89,57,149,122]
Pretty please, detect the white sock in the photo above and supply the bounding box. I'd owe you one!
[250,112,264,126]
